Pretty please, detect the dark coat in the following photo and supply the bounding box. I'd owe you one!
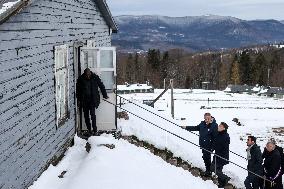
[275,145,284,174]
[263,148,282,181]
[186,119,218,150]
[212,130,230,166]
[247,144,263,176]
[76,72,108,108]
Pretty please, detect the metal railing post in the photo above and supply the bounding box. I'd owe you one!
[214,155,217,176]
[170,79,174,119]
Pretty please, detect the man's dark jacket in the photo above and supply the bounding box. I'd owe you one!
[262,148,282,181]
[76,72,107,108]
[274,145,284,175]
[186,119,218,150]
[212,130,230,166]
[247,144,263,176]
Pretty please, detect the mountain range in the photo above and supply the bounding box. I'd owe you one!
[112,15,284,52]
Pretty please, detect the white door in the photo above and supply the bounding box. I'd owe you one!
[80,47,117,131]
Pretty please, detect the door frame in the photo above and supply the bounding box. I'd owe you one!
[73,41,84,134]
[76,45,118,133]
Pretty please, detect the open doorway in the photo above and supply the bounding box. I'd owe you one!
[74,44,117,136]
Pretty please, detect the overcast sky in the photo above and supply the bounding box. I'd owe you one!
[106,0,284,20]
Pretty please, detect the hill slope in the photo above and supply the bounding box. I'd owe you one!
[113,15,284,52]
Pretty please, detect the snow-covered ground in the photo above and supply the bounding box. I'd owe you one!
[118,89,284,188]
[30,89,284,189]
[29,135,217,189]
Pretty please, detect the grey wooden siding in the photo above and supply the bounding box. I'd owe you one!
[0,0,111,188]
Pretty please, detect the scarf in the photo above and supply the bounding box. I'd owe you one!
[246,144,255,160]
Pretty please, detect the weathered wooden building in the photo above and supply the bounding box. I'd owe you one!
[0,0,117,188]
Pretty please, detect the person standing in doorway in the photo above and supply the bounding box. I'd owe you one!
[182,113,218,176]
[76,68,108,136]
[244,136,263,189]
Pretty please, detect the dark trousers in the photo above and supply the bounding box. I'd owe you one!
[244,175,262,189]
[202,149,212,172]
[210,163,229,187]
[83,104,97,133]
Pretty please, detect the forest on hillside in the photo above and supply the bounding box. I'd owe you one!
[117,46,284,90]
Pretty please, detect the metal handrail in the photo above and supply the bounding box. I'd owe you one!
[104,99,274,185]
[117,95,248,160]
[149,83,171,106]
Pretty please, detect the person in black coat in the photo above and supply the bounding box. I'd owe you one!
[76,68,108,135]
[182,113,218,176]
[264,139,284,177]
[210,122,230,188]
[262,140,282,189]
[244,136,263,189]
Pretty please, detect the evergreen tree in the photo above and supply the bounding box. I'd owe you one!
[253,53,266,86]
[161,51,169,79]
[239,50,253,85]
[125,53,134,83]
[184,75,191,88]
[270,51,280,71]
[147,49,161,70]
[134,52,140,83]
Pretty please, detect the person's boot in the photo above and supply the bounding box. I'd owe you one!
[85,130,92,137]
[206,164,212,176]
[204,170,212,177]
[218,176,230,188]
[223,176,231,186]
[201,166,212,177]
[92,127,98,136]
[217,184,224,188]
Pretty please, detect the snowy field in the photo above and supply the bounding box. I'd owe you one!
[118,89,284,188]
[29,135,217,189]
[29,89,284,189]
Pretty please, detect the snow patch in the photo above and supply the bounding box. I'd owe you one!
[0,1,20,15]
[117,84,153,91]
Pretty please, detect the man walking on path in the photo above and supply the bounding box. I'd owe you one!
[244,136,263,189]
[211,122,230,188]
[76,68,108,136]
[182,113,218,176]
[262,139,283,189]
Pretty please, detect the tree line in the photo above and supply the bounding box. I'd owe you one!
[117,46,284,89]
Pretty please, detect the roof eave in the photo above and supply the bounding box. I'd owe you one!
[94,0,118,33]
[0,0,30,25]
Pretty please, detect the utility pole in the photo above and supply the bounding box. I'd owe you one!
[170,79,174,119]
[267,68,271,86]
